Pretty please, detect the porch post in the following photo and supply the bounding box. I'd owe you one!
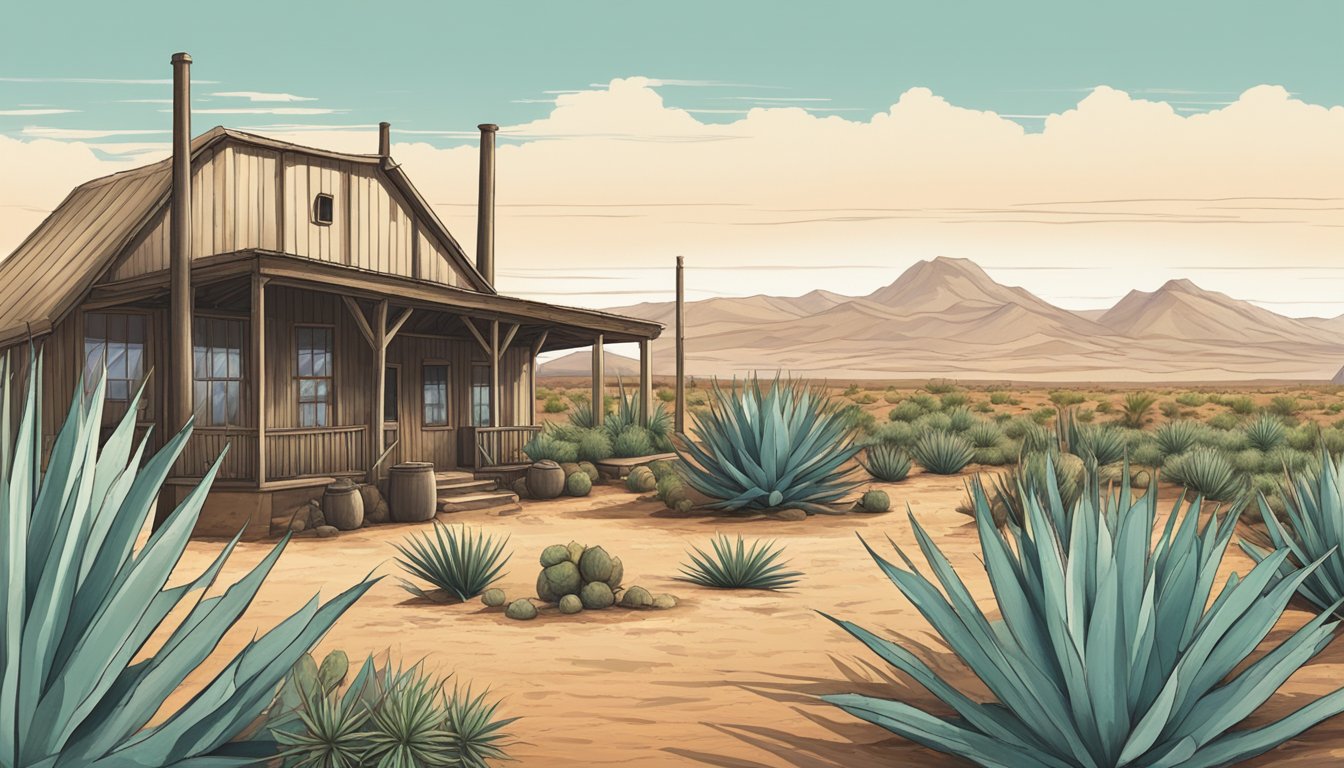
[638,338,652,427]
[529,329,549,427]
[591,333,605,427]
[251,273,268,485]
[489,319,501,427]
[370,299,388,483]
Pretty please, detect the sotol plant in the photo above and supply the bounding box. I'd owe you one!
[909,430,975,475]
[859,443,912,482]
[394,523,511,602]
[679,534,802,590]
[0,354,373,766]
[824,458,1344,768]
[676,376,861,515]
[1120,391,1157,428]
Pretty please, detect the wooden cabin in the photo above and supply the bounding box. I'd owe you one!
[0,54,661,537]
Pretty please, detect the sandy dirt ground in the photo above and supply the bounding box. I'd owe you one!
[164,472,1344,767]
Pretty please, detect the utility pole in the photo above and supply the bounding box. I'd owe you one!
[675,256,685,435]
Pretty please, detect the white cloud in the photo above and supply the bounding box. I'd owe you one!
[212,91,318,103]
[0,108,78,115]
[175,107,341,115]
[2,79,1341,314]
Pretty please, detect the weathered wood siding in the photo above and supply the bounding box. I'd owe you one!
[105,139,470,289]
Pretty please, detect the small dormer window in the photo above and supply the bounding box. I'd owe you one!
[313,194,334,225]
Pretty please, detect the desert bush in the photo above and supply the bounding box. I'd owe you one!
[1155,419,1205,457]
[842,383,861,397]
[0,360,373,766]
[971,451,1085,527]
[1207,412,1240,430]
[918,412,954,433]
[924,378,957,394]
[657,387,676,403]
[1029,406,1056,425]
[989,391,1019,406]
[1094,399,1113,414]
[1163,447,1245,502]
[394,523,510,602]
[1287,424,1320,452]
[1321,427,1344,456]
[1329,401,1344,414]
[1175,391,1207,407]
[1233,448,1268,474]
[859,443,912,482]
[965,420,1004,449]
[1244,450,1344,616]
[575,428,615,462]
[522,430,580,463]
[1267,446,1316,475]
[883,390,903,405]
[940,392,969,409]
[1075,407,1095,423]
[908,393,939,411]
[676,376,860,515]
[839,404,877,434]
[1000,416,1032,441]
[945,406,975,432]
[910,430,975,475]
[1019,421,1055,453]
[888,401,924,423]
[1159,400,1182,419]
[1071,424,1128,466]
[974,446,1010,466]
[825,461,1344,768]
[1244,413,1287,451]
[1119,391,1157,428]
[1227,395,1256,414]
[971,400,993,413]
[1129,439,1164,468]
[865,421,919,448]
[611,425,655,458]
[852,392,877,405]
[680,534,801,590]
[1048,389,1086,407]
[542,396,568,413]
[1270,395,1301,417]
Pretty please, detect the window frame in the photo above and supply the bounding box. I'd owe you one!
[82,309,150,409]
[312,193,334,226]
[294,324,335,428]
[383,363,401,425]
[421,361,451,429]
[192,313,247,427]
[469,362,491,428]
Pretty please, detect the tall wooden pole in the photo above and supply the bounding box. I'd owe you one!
[251,274,267,486]
[638,338,652,427]
[370,299,387,483]
[489,319,501,427]
[674,256,685,434]
[591,333,605,427]
[169,52,193,434]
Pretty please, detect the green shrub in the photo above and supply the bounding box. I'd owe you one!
[1207,412,1240,430]
[918,412,954,433]
[0,361,373,766]
[1287,424,1320,452]
[859,489,891,512]
[825,461,1344,768]
[1175,391,1207,407]
[859,443,912,482]
[924,379,957,394]
[1163,447,1245,502]
[908,393,939,411]
[1155,419,1204,457]
[1048,389,1086,407]
[883,391,903,405]
[1328,401,1344,414]
[965,420,1004,449]
[575,428,614,462]
[655,472,685,504]
[1159,400,1183,419]
[1244,413,1287,451]
[888,401,924,422]
[1227,395,1256,414]
[971,400,993,413]
[1233,448,1268,474]
[394,523,511,602]
[1270,395,1300,417]
[1321,427,1344,456]
[676,376,860,515]
[1029,406,1056,425]
[1094,399,1113,414]
[542,395,568,413]
[989,391,1019,406]
[1130,439,1164,467]
[680,534,801,590]
[973,446,1010,466]
[657,387,676,403]
[611,425,655,458]
[1075,407,1095,423]
[945,406,975,432]
[940,392,969,409]
[1000,416,1033,441]
[852,392,877,405]
[1119,391,1157,428]
[910,430,975,475]
[839,404,877,434]
[523,430,580,463]
[866,421,919,448]
[842,383,861,397]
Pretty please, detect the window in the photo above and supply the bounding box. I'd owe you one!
[83,312,146,402]
[423,363,449,427]
[384,366,399,423]
[470,363,490,427]
[313,193,334,225]
[296,326,333,427]
[193,317,245,426]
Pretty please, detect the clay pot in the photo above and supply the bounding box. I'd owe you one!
[526,460,565,500]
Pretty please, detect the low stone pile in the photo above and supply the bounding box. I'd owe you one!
[270,482,390,538]
[482,540,679,620]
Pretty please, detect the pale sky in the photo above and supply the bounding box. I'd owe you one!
[1,2,1341,317]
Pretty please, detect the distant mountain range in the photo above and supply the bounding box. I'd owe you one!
[540,257,1344,382]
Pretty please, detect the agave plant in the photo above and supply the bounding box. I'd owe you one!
[447,685,519,768]
[676,375,861,514]
[1244,412,1287,452]
[393,523,511,602]
[909,430,975,475]
[1163,446,1245,502]
[1056,408,1127,465]
[859,443,912,482]
[1155,419,1205,457]
[679,534,802,590]
[824,457,1344,768]
[0,353,374,766]
[1243,448,1344,616]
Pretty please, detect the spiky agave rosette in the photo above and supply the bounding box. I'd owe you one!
[824,455,1344,768]
[675,375,862,515]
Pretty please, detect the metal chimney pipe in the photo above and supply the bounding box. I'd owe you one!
[170,52,193,433]
[475,123,498,286]
[378,121,391,158]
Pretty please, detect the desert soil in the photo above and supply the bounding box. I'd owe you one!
[165,473,1344,767]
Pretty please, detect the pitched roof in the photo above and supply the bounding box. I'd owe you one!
[0,126,493,343]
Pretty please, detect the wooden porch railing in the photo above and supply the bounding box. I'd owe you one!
[266,426,367,480]
[461,426,541,470]
[175,428,258,481]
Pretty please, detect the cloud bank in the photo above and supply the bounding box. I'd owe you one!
[2,79,1342,313]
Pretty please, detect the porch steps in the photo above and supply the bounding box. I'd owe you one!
[435,478,498,496]
[437,490,521,514]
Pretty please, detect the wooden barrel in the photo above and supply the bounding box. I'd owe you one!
[526,460,566,500]
[323,480,365,530]
[389,462,437,522]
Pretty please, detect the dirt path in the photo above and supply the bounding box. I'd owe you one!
[164,474,1344,767]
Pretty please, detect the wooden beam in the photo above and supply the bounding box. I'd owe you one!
[341,295,376,348]
[384,307,414,347]
[530,328,550,358]
[638,338,652,428]
[252,274,268,486]
[592,333,605,427]
[461,316,491,355]
[498,322,520,359]
[489,319,501,428]
[370,299,388,483]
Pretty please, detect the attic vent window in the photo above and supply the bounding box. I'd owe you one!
[313,194,334,225]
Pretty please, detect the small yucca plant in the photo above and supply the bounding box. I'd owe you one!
[0,353,374,766]
[909,430,974,475]
[1244,412,1287,452]
[824,458,1344,768]
[1164,446,1245,502]
[1155,419,1205,457]
[859,443,912,482]
[394,523,510,602]
[676,375,861,515]
[1244,448,1344,616]
[679,534,802,590]
[1120,391,1157,428]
